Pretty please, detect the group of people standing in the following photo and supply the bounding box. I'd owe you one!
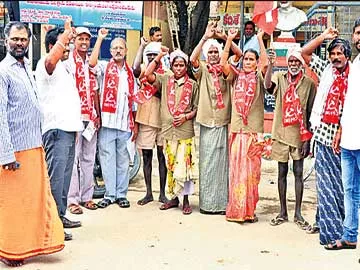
[1,15,360,267]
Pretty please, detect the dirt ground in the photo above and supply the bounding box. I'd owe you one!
[14,153,360,270]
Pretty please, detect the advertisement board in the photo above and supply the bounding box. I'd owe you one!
[19,1,143,30]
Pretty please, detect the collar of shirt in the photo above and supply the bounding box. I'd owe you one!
[174,76,185,86]
[115,62,127,73]
[282,71,305,84]
[3,53,30,67]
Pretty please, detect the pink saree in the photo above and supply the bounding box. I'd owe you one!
[226,132,263,222]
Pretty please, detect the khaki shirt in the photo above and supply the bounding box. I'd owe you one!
[135,65,161,128]
[193,62,231,127]
[230,71,265,133]
[154,72,199,140]
[135,97,161,128]
[271,71,316,147]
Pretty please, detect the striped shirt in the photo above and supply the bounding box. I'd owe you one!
[0,53,42,165]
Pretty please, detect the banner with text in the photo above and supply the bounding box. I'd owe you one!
[19,1,143,30]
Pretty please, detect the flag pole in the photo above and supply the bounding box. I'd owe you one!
[240,0,245,51]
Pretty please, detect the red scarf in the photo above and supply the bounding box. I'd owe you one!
[134,63,165,104]
[282,71,312,141]
[231,66,257,125]
[73,50,97,120]
[207,63,225,109]
[102,59,135,130]
[167,74,193,117]
[322,63,349,124]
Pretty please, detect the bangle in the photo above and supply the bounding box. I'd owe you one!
[56,41,66,49]
[201,37,208,42]
[184,113,188,120]
[154,59,159,65]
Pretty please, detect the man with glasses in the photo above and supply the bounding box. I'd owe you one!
[89,28,137,209]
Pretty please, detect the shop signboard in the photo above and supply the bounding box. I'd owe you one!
[19,1,143,30]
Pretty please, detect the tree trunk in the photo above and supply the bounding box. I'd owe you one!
[184,1,210,55]
[174,1,188,50]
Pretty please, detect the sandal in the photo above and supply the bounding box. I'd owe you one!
[324,240,357,250]
[294,218,310,230]
[116,198,130,208]
[182,205,192,215]
[306,224,320,234]
[159,200,179,210]
[269,216,288,226]
[97,198,112,208]
[0,258,24,267]
[247,216,259,223]
[80,201,98,210]
[68,204,83,215]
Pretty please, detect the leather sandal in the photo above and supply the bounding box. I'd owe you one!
[97,198,112,208]
[116,198,130,208]
[80,201,98,210]
[68,204,83,215]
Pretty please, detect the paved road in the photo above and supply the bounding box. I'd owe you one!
[15,157,359,270]
[12,126,357,269]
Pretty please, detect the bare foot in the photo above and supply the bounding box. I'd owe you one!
[137,195,154,206]
[158,194,169,204]
[1,258,24,267]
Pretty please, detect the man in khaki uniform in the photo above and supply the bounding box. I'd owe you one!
[264,47,316,229]
[133,39,168,205]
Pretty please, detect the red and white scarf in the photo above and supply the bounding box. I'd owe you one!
[167,74,193,117]
[322,63,349,124]
[231,66,257,125]
[73,50,97,120]
[102,59,135,130]
[134,63,165,104]
[282,71,312,141]
[207,63,225,109]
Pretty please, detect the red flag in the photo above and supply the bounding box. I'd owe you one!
[252,1,278,35]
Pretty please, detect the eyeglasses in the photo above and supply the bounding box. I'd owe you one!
[111,47,125,51]
[9,37,29,43]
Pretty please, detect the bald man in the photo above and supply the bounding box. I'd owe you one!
[89,29,137,209]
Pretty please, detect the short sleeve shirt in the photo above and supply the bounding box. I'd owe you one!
[271,72,316,147]
[230,71,265,133]
[192,62,231,127]
[155,73,199,140]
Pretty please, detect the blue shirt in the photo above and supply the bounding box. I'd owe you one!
[0,53,42,165]
[240,35,260,55]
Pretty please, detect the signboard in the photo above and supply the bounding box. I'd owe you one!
[19,1,143,30]
[299,14,328,32]
[215,13,251,31]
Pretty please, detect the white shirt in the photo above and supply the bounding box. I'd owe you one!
[353,54,360,65]
[340,63,360,150]
[35,56,83,135]
[96,60,137,132]
[63,51,97,121]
